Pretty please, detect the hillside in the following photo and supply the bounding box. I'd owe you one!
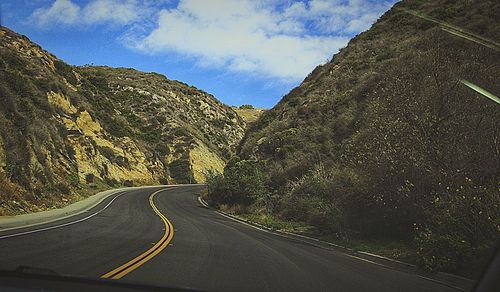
[206,0,499,276]
[0,27,245,215]
[231,105,265,124]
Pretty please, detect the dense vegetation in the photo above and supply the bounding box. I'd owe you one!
[206,0,499,277]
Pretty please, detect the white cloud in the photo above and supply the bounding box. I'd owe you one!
[31,0,80,27]
[345,12,382,33]
[129,0,394,81]
[30,0,395,82]
[30,0,151,27]
[82,0,144,25]
[284,0,394,34]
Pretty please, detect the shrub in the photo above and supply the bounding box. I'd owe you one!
[205,159,268,208]
[115,156,129,168]
[159,177,169,185]
[55,182,71,195]
[414,180,499,275]
[0,49,26,70]
[281,165,356,238]
[54,60,77,86]
[172,127,189,138]
[98,146,116,162]
[212,118,226,128]
[85,173,95,183]
[0,171,24,203]
[239,104,254,109]
[68,174,80,187]
[169,159,193,184]
[87,75,108,91]
[104,177,118,186]
[123,180,134,187]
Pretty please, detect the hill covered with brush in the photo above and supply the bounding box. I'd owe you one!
[206,0,500,276]
[0,27,246,215]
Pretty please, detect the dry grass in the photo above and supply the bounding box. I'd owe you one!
[0,172,111,216]
[233,107,265,124]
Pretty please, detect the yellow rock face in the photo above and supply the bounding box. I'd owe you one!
[189,140,226,183]
[75,110,103,138]
[47,91,77,114]
[48,92,160,185]
[71,112,157,183]
[44,86,235,187]
[63,78,77,91]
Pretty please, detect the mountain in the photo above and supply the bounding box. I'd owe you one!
[207,0,499,276]
[0,27,245,215]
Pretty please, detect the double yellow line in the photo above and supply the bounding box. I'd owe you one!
[101,189,174,279]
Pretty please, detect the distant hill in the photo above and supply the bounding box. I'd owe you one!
[0,27,246,215]
[207,0,499,276]
[231,105,265,124]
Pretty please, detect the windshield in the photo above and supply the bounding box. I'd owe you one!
[0,1,498,291]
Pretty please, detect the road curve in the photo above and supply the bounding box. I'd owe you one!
[0,186,459,292]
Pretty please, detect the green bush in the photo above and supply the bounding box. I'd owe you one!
[155,144,170,156]
[55,182,71,195]
[0,49,26,70]
[172,127,189,138]
[281,165,357,238]
[85,173,95,183]
[84,73,109,92]
[123,180,134,187]
[104,177,118,187]
[212,118,226,128]
[205,159,268,208]
[414,180,499,275]
[54,60,77,86]
[68,174,80,187]
[169,158,193,184]
[98,146,115,162]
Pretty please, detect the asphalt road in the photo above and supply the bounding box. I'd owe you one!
[0,186,460,292]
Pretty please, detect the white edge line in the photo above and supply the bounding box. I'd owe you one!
[198,196,385,266]
[358,251,415,267]
[197,196,209,208]
[0,191,127,240]
[416,275,468,292]
[0,185,185,239]
[198,196,468,291]
[0,190,123,233]
[214,209,387,268]
[198,196,342,249]
[0,185,180,233]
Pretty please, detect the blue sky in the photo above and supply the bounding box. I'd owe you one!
[1,0,396,108]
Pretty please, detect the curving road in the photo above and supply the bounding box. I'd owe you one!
[0,186,461,291]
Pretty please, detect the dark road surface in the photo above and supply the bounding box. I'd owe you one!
[0,186,460,292]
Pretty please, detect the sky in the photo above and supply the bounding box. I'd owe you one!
[1,0,396,108]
